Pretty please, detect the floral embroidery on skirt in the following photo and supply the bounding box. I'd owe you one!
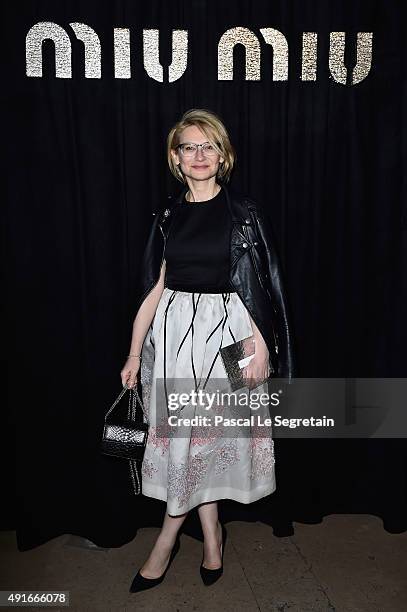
[140,288,276,516]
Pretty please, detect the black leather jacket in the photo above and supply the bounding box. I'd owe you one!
[134,182,296,380]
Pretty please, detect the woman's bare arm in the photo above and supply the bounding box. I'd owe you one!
[128,260,166,356]
[248,314,269,355]
[243,313,270,388]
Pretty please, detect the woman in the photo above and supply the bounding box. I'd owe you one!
[121,108,296,592]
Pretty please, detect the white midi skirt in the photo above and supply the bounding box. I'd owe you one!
[139,288,276,516]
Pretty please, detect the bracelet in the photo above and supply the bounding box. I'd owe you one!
[127,354,141,359]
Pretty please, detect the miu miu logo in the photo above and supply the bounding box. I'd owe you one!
[26,22,373,85]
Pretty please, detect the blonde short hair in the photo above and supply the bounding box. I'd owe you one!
[167,108,236,184]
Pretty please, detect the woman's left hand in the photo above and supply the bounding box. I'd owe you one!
[242,338,270,390]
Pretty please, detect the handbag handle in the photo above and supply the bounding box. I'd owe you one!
[104,384,145,423]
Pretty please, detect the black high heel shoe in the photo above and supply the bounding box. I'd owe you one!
[199,522,227,586]
[129,535,181,593]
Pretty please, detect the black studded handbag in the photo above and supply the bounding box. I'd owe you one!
[101,384,149,495]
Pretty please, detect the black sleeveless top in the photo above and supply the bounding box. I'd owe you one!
[164,187,233,293]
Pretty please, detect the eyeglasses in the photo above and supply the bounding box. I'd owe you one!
[176,142,220,158]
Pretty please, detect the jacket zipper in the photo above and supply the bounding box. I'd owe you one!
[242,223,266,292]
[241,222,279,355]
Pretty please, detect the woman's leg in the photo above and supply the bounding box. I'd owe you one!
[139,508,188,579]
[197,501,223,569]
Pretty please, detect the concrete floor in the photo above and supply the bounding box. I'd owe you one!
[1,515,407,611]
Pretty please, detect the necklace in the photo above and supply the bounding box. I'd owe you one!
[186,184,221,203]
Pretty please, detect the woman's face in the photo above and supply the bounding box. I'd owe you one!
[171,125,224,183]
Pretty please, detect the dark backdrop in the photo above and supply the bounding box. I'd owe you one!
[3,0,406,551]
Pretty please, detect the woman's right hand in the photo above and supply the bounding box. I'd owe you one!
[120,356,141,389]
